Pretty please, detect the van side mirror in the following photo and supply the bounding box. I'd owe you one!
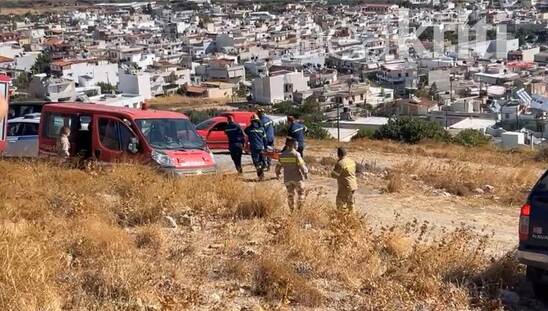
[128,137,139,154]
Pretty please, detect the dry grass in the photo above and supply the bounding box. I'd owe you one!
[394,159,539,204]
[307,138,543,205]
[147,95,231,111]
[0,160,528,310]
[385,171,403,193]
[309,138,542,169]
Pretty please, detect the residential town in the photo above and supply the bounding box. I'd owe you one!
[3,1,548,310]
[1,0,548,145]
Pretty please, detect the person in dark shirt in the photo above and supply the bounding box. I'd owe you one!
[287,115,307,157]
[257,108,275,171]
[244,115,267,180]
[224,115,245,174]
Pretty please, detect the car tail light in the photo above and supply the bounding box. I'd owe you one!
[519,203,531,241]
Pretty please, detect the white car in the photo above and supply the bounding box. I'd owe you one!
[5,113,40,157]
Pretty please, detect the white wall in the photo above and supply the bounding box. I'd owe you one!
[62,61,119,86]
[252,72,310,104]
[118,69,152,100]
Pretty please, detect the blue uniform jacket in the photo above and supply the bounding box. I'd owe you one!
[288,122,307,146]
[244,120,266,151]
[260,115,275,144]
[224,121,245,147]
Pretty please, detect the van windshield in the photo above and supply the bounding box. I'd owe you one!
[136,118,205,150]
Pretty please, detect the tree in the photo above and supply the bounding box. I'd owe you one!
[453,129,490,146]
[374,117,451,144]
[13,73,30,90]
[97,82,117,94]
[31,51,51,75]
[415,87,429,98]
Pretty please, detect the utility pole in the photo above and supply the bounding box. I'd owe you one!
[337,103,340,142]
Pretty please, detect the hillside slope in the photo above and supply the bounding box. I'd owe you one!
[0,157,545,310]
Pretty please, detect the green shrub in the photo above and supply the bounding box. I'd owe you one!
[374,117,450,144]
[453,129,490,147]
[185,109,222,124]
[305,122,330,140]
[273,101,325,122]
[275,121,330,140]
[352,128,376,140]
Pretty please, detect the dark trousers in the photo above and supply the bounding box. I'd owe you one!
[297,145,304,158]
[264,141,274,168]
[229,144,243,173]
[250,149,265,179]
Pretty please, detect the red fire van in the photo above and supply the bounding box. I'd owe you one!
[39,103,217,175]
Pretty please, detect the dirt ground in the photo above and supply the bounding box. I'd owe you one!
[226,142,529,255]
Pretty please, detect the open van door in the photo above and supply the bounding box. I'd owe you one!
[92,115,140,162]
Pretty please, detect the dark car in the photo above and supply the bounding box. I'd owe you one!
[518,170,548,300]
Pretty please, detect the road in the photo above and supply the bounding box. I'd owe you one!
[213,151,252,172]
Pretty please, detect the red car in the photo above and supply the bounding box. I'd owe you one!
[196,111,255,150]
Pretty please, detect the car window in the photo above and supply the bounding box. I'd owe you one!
[98,118,121,150]
[211,122,227,131]
[43,113,72,139]
[196,119,215,130]
[21,123,39,136]
[7,122,22,136]
[119,122,135,152]
[533,172,548,192]
[78,115,92,131]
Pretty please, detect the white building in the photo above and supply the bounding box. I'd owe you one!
[50,59,119,86]
[118,68,152,100]
[252,70,310,104]
[367,86,394,108]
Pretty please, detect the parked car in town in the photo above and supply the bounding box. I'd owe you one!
[39,103,217,175]
[8,101,47,119]
[5,113,40,157]
[518,170,548,300]
[195,111,255,150]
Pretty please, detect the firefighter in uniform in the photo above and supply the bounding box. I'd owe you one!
[331,147,358,211]
[244,114,267,180]
[257,109,275,171]
[276,137,309,211]
[224,115,245,174]
[287,115,307,157]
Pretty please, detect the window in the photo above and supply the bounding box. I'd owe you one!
[119,121,134,152]
[211,122,227,131]
[98,118,121,150]
[196,119,216,131]
[21,123,39,136]
[7,122,22,136]
[136,118,204,150]
[43,113,73,139]
[78,115,92,131]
